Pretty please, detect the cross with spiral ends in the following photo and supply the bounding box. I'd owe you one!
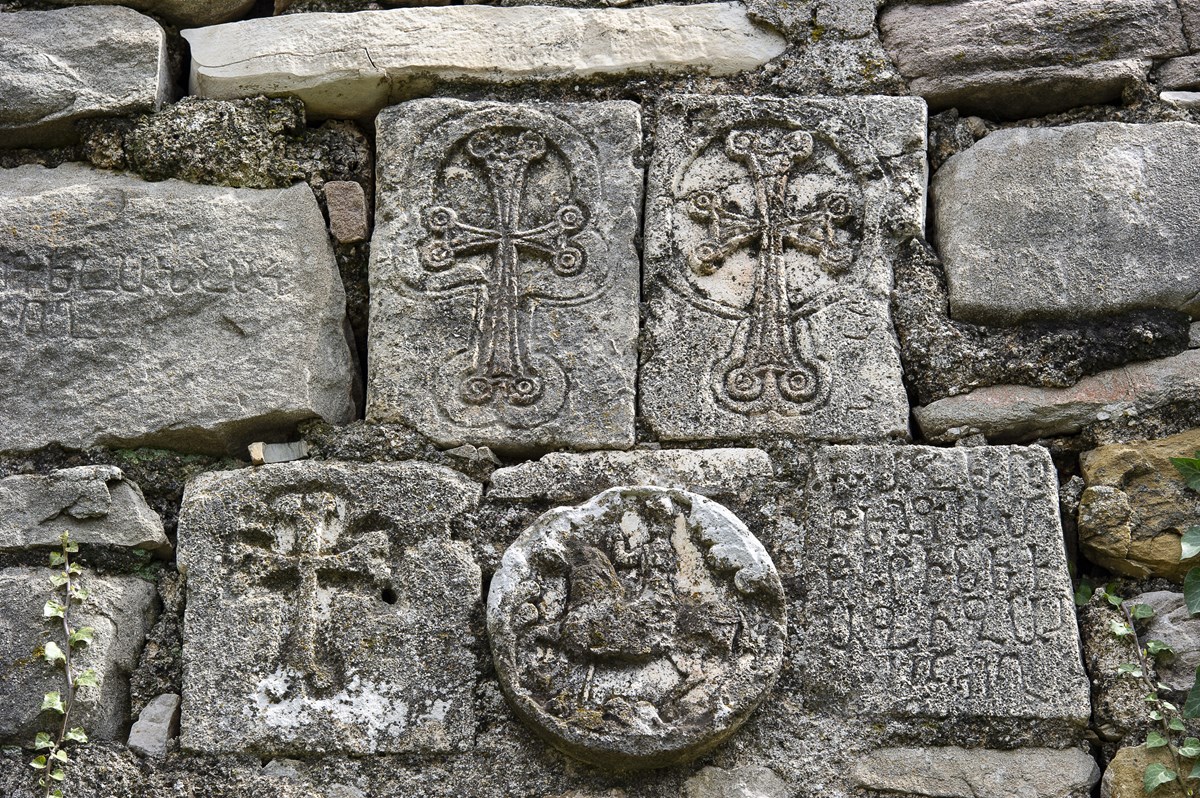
[421,128,587,410]
[685,127,858,414]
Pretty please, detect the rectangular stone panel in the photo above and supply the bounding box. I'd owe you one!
[177,461,482,756]
[799,445,1091,743]
[0,164,357,455]
[181,4,786,118]
[0,7,169,148]
[934,122,1200,324]
[367,99,641,454]
[641,95,924,445]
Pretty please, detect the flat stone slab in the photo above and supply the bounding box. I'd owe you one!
[935,123,1200,325]
[914,350,1200,443]
[488,486,786,769]
[177,461,482,756]
[0,7,169,148]
[880,0,1187,118]
[853,746,1099,798]
[488,448,773,503]
[55,0,256,26]
[0,466,169,557]
[0,567,157,742]
[367,100,641,454]
[182,4,787,119]
[1160,54,1200,89]
[640,95,924,444]
[0,164,356,455]
[800,445,1091,742]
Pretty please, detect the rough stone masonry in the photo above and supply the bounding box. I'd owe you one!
[0,0,1199,796]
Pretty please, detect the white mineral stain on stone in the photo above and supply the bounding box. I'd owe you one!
[250,668,412,745]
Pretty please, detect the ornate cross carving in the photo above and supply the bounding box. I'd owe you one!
[421,128,586,410]
[685,128,858,414]
[242,492,390,690]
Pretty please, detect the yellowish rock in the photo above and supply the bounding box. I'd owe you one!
[1079,428,1200,581]
[1102,744,1194,798]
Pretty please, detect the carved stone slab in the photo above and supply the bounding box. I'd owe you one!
[0,164,357,455]
[177,461,482,755]
[0,567,157,743]
[800,445,1091,743]
[640,95,925,444]
[488,486,786,769]
[368,99,641,454]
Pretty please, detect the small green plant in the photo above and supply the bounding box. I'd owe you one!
[1075,450,1200,795]
[29,532,95,798]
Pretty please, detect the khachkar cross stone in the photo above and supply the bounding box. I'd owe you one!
[799,445,1092,745]
[488,486,786,769]
[640,94,927,443]
[177,461,483,756]
[367,99,642,454]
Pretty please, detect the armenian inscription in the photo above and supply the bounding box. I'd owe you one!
[367,99,642,453]
[178,462,482,755]
[488,486,786,769]
[800,445,1091,741]
[640,95,926,443]
[0,164,356,454]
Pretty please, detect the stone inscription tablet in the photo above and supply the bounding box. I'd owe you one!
[488,486,786,769]
[0,164,356,455]
[178,461,482,755]
[800,445,1091,741]
[640,95,926,443]
[367,99,642,454]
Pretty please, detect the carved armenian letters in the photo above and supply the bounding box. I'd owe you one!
[641,95,926,443]
[367,100,642,453]
[800,445,1092,741]
[487,486,786,769]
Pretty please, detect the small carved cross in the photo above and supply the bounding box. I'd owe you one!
[243,492,390,690]
[685,128,858,413]
[421,128,586,409]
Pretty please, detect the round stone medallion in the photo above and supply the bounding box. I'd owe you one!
[487,486,787,769]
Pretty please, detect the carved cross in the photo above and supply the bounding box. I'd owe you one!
[242,492,390,690]
[685,128,858,412]
[421,128,586,409]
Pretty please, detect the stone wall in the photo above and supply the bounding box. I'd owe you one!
[1,0,1199,796]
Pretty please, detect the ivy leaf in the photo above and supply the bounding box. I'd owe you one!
[1074,579,1095,607]
[49,767,65,782]
[1131,604,1157,620]
[1147,640,1176,657]
[41,692,64,714]
[70,586,90,602]
[63,539,79,554]
[42,600,65,619]
[51,749,68,763]
[1171,716,1187,731]
[1171,453,1200,492]
[1186,568,1200,616]
[1111,619,1134,637]
[48,552,65,567]
[29,755,47,770]
[1147,730,1169,748]
[33,732,54,750]
[43,641,66,665]
[67,562,81,576]
[48,572,69,588]
[64,727,87,744]
[1105,585,1125,607]
[1183,527,1200,561]
[75,669,98,688]
[1190,760,1200,780]
[1118,663,1143,677]
[1184,667,1200,718]
[1144,763,1177,793]
[69,627,94,648]
[1180,737,1200,758]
